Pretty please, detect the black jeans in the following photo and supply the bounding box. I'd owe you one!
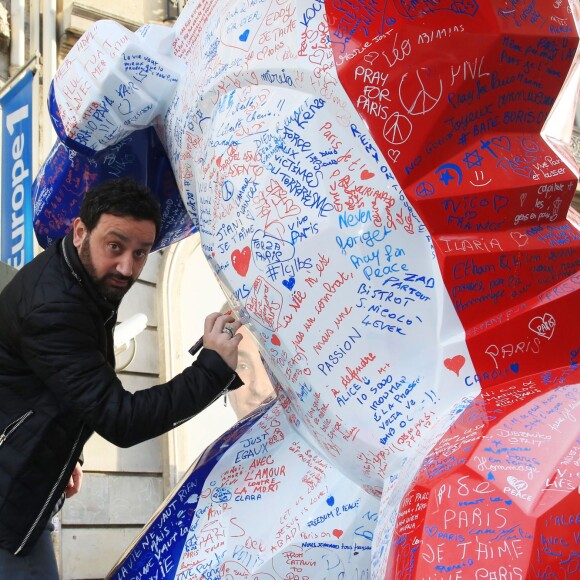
[0,522,59,579]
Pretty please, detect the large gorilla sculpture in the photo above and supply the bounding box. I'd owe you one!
[33,0,580,578]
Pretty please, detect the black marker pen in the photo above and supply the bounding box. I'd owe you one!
[188,310,233,357]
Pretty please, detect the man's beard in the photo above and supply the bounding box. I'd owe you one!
[79,236,134,304]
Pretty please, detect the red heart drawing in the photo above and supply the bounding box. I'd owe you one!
[388,149,400,163]
[363,51,379,65]
[528,313,556,340]
[507,476,528,492]
[510,231,528,248]
[444,355,465,377]
[491,136,511,151]
[271,334,281,346]
[216,156,222,167]
[361,169,375,180]
[231,247,251,277]
[332,529,343,539]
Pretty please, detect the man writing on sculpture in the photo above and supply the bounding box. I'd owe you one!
[0,178,244,577]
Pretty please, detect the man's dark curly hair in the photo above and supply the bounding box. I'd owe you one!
[79,178,161,236]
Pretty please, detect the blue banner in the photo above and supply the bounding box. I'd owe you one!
[1,70,34,267]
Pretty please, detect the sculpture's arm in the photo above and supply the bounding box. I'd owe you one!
[107,398,381,579]
[49,20,182,155]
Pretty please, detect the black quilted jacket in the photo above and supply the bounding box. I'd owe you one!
[0,232,242,555]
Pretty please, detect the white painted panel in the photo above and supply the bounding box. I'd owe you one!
[66,0,144,25]
[118,281,158,326]
[62,473,163,525]
[162,236,238,485]
[82,431,163,473]
[138,248,163,284]
[61,527,142,580]
[116,327,159,374]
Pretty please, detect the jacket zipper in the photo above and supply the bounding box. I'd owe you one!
[15,426,84,555]
[63,236,116,332]
[0,410,34,447]
[62,240,83,285]
[172,373,237,428]
[16,238,114,554]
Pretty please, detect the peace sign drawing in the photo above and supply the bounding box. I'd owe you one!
[382,111,413,145]
[399,68,443,116]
